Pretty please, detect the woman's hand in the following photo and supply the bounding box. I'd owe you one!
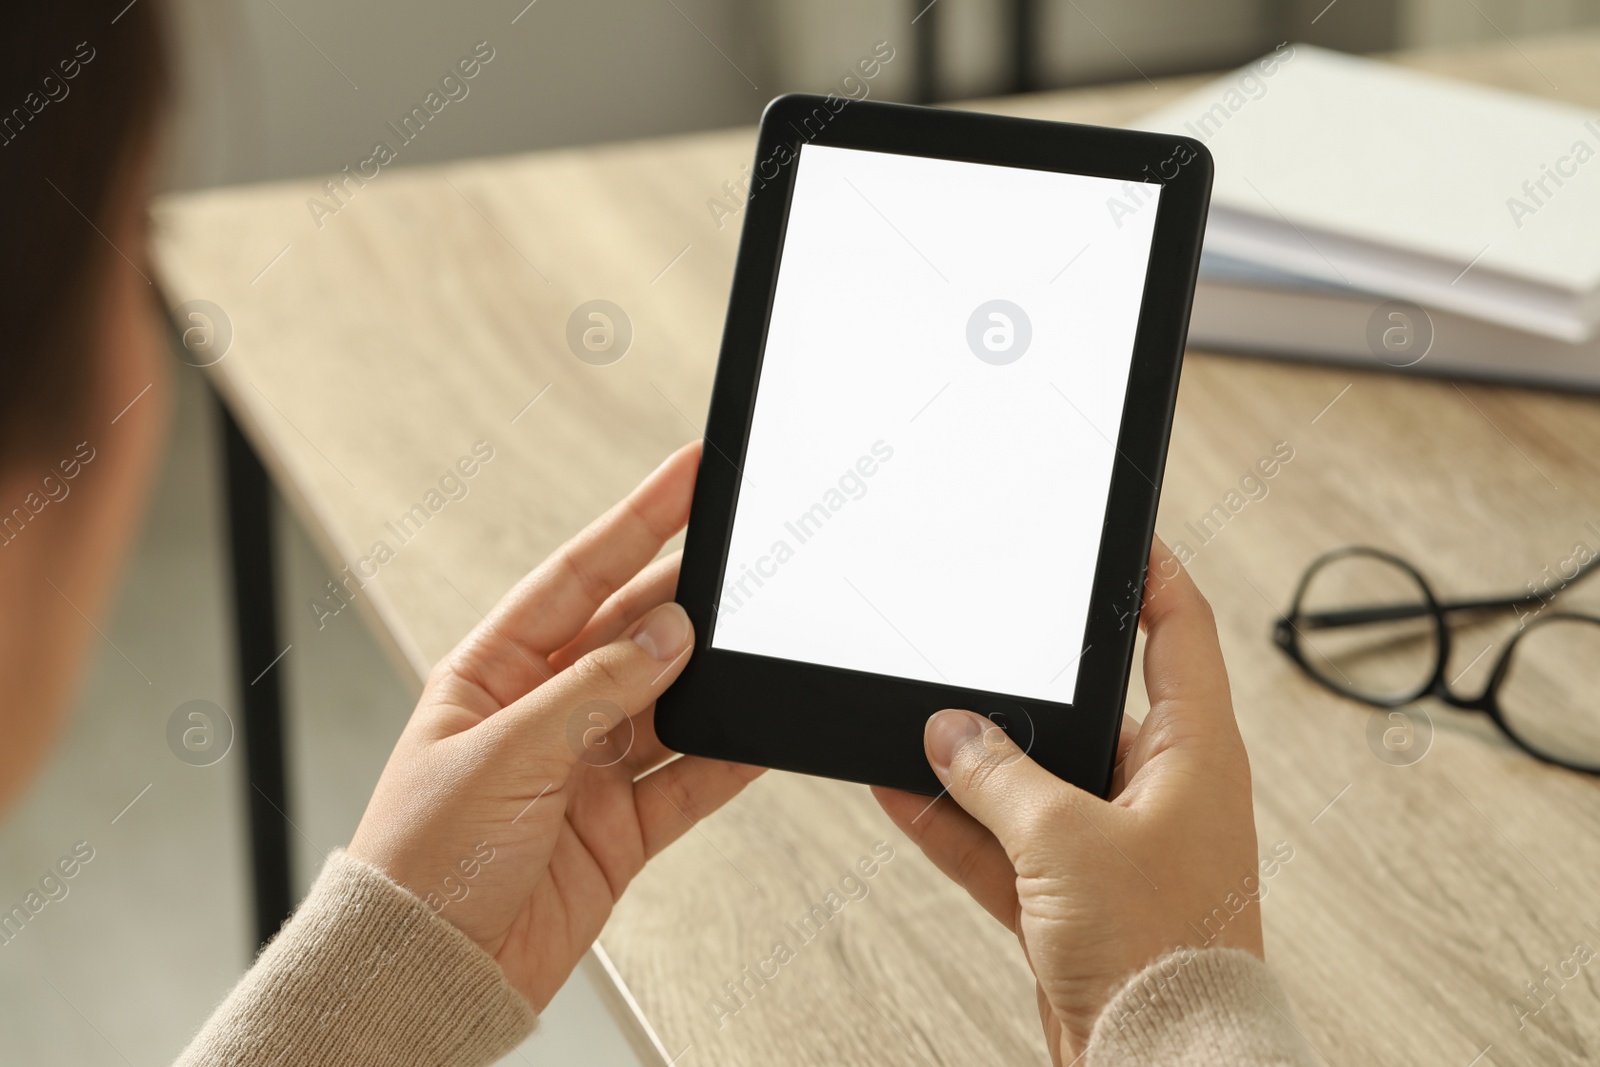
[873,537,1262,1065]
[349,442,763,1011]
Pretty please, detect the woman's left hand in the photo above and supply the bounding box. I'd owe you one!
[349,441,762,1010]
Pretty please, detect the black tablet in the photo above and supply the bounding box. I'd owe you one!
[655,94,1211,797]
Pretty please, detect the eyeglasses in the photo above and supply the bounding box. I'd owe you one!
[1273,545,1600,775]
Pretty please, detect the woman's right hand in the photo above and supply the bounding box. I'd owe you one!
[874,538,1268,1065]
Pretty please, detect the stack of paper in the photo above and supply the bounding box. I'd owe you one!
[1132,44,1600,389]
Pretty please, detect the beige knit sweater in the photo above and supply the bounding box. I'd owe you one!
[176,851,1315,1066]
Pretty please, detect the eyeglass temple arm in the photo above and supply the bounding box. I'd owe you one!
[1293,570,1599,628]
[1280,551,1600,631]
[1288,593,1544,630]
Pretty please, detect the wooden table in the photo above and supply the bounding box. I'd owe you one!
[153,33,1600,1065]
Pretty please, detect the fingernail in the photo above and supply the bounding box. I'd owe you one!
[926,709,983,783]
[633,603,691,661]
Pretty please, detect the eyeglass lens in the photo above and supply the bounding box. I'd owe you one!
[1295,552,1438,703]
[1497,616,1600,768]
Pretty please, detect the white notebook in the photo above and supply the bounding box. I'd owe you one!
[1188,254,1600,392]
[1135,44,1600,342]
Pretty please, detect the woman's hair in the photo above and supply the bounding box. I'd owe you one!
[0,3,168,461]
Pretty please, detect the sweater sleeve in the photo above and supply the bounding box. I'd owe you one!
[1085,947,1319,1067]
[175,849,537,1067]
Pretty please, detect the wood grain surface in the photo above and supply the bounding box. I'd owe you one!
[153,33,1600,1066]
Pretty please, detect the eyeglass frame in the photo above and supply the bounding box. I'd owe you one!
[1272,544,1600,776]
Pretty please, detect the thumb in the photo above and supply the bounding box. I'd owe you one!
[925,708,1095,854]
[1141,536,1235,731]
[492,601,693,761]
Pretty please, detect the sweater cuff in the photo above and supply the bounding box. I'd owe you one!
[1085,947,1316,1067]
[176,849,536,1067]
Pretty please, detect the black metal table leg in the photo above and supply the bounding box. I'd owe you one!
[914,0,1039,105]
[912,0,941,104]
[218,398,294,948]
[1009,0,1038,94]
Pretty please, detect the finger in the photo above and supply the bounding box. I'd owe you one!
[872,786,1019,930]
[924,708,1099,863]
[634,755,765,861]
[620,702,674,777]
[548,551,681,673]
[547,554,686,775]
[489,600,695,761]
[453,442,700,707]
[1109,714,1140,797]
[1138,537,1237,736]
[569,680,686,781]
[1116,715,1139,761]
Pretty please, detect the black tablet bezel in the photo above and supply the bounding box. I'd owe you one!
[655,93,1212,797]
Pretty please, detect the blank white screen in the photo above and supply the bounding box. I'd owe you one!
[711,143,1160,704]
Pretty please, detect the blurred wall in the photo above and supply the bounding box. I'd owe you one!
[159,0,1600,192]
[1402,0,1600,46]
[160,0,765,189]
